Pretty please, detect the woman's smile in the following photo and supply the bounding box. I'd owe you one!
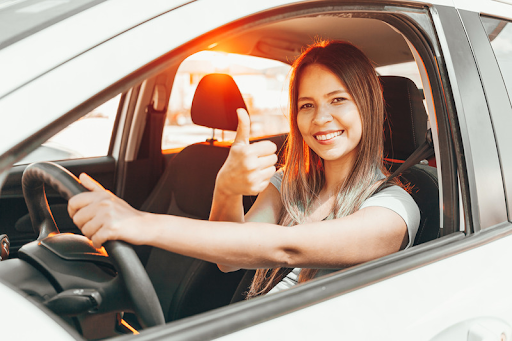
[314,130,344,143]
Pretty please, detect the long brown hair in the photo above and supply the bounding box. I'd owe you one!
[247,40,388,298]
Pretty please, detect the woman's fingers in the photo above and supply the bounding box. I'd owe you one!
[79,172,105,192]
[80,216,104,242]
[258,154,278,169]
[84,217,119,249]
[216,113,278,196]
[68,173,144,247]
[68,190,109,218]
[260,165,277,180]
[71,193,111,229]
[247,140,277,158]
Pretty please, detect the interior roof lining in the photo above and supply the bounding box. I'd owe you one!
[209,15,415,67]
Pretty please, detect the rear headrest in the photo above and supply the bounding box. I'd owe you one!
[380,76,428,161]
[190,74,247,131]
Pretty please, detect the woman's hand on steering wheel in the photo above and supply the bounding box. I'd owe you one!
[215,108,278,197]
[68,173,150,248]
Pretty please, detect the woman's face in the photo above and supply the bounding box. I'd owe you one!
[296,64,363,165]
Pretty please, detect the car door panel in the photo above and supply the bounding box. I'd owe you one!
[155,227,507,341]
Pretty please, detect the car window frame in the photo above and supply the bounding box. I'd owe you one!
[469,13,512,224]
[432,5,508,232]
[131,3,512,338]
[103,2,470,339]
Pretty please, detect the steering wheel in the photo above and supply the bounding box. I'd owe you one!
[21,162,165,328]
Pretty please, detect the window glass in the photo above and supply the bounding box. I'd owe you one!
[481,16,512,104]
[16,94,120,165]
[376,61,422,89]
[163,51,291,150]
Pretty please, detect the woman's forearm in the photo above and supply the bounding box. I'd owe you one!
[144,213,287,269]
[209,187,245,223]
[141,206,407,271]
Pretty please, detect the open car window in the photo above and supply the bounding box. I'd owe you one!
[163,51,291,151]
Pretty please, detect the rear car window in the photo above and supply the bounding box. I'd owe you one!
[481,15,512,104]
[162,51,291,150]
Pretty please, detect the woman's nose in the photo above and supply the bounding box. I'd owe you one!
[312,106,333,125]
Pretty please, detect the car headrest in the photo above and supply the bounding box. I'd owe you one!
[380,76,428,161]
[190,73,248,131]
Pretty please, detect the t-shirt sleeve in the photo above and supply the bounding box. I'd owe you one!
[359,185,420,249]
[270,169,284,193]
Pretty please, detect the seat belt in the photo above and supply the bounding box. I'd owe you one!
[377,129,435,192]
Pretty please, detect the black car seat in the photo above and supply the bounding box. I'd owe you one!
[380,76,440,245]
[136,74,285,322]
[229,75,440,303]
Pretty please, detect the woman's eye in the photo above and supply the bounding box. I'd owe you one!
[332,97,347,104]
[299,103,313,110]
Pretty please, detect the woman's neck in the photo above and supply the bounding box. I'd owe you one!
[322,153,357,193]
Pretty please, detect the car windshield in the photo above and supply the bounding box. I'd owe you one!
[0,0,106,49]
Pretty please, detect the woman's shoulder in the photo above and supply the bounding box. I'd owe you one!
[362,184,417,208]
[360,184,420,248]
[270,168,284,193]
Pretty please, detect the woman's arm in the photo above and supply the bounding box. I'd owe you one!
[214,183,284,272]
[68,175,407,270]
[209,108,277,223]
[208,108,279,271]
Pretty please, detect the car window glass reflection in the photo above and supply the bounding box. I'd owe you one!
[15,94,120,165]
[481,16,512,104]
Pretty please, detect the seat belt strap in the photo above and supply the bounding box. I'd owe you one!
[377,129,435,192]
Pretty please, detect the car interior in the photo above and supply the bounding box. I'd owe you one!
[0,7,458,338]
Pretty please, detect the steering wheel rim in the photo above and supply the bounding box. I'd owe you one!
[22,161,165,328]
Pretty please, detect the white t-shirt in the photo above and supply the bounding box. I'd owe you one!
[267,170,420,294]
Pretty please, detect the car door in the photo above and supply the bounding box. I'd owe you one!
[107,1,512,340]
[208,2,512,341]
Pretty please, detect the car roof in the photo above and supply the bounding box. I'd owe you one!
[0,0,107,50]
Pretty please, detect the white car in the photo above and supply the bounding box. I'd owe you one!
[1,0,512,340]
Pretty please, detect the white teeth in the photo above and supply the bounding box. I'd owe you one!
[315,130,343,141]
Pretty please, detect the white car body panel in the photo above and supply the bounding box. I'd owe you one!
[454,0,512,16]
[219,228,512,340]
[0,0,190,98]
[0,282,76,340]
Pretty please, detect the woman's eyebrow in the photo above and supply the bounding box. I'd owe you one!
[297,96,313,102]
[325,90,349,97]
[298,90,349,102]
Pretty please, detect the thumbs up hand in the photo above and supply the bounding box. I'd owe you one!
[216,108,278,196]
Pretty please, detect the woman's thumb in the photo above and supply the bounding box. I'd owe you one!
[79,173,105,192]
[233,108,250,145]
